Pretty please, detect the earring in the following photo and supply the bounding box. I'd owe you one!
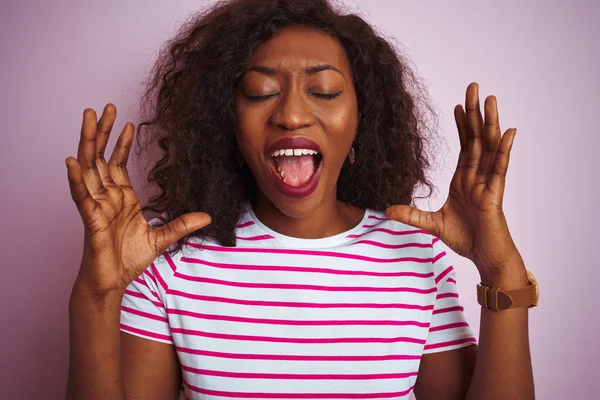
[348,146,356,165]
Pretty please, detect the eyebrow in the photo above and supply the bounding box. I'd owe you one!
[245,64,343,76]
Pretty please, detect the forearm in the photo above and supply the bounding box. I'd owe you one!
[466,265,534,400]
[66,283,126,400]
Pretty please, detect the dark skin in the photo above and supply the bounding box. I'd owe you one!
[235,26,364,239]
[67,25,533,400]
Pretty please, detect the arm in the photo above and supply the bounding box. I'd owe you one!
[386,83,535,400]
[414,346,477,400]
[64,105,210,399]
[465,266,533,399]
[415,268,533,400]
[66,287,125,399]
[66,285,182,400]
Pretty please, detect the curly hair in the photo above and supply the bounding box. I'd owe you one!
[137,0,437,248]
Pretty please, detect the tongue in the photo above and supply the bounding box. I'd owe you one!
[273,155,317,187]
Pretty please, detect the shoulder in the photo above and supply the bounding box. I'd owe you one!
[361,208,434,245]
[144,216,224,291]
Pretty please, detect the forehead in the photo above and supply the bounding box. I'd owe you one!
[247,25,351,74]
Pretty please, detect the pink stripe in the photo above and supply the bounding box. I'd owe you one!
[236,220,255,229]
[362,224,377,228]
[432,237,440,244]
[164,252,177,273]
[183,381,415,399]
[180,365,418,380]
[436,292,459,300]
[351,240,432,250]
[121,305,168,323]
[184,241,433,264]
[120,323,172,342]
[132,278,161,301]
[429,322,470,332]
[368,215,388,221]
[173,272,437,293]
[143,269,158,287]
[432,251,446,263]
[423,337,477,351]
[180,256,434,278]
[152,263,169,291]
[432,306,464,315]
[447,278,457,284]
[168,289,434,310]
[435,266,454,284]
[236,234,275,241]
[124,289,163,308]
[168,308,430,327]
[170,327,426,344]
[347,228,428,239]
[176,346,422,361]
[134,277,147,286]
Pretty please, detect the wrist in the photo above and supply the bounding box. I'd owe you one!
[70,280,125,310]
[479,265,528,291]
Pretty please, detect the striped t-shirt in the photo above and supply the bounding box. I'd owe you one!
[120,206,477,399]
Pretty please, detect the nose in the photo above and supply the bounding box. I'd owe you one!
[269,88,316,131]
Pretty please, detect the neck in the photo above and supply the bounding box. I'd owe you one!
[252,192,363,239]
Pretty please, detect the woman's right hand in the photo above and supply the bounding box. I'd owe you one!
[66,104,211,294]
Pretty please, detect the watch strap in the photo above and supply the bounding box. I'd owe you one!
[477,283,537,311]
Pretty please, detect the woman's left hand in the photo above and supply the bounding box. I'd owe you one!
[385,82,525,284]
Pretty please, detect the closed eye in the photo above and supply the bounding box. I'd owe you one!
[310,91,342,100]
[245,93,279,102]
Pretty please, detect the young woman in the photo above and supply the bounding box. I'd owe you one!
[65,0,536,399]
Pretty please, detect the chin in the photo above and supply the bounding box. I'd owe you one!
[258,178,334,220]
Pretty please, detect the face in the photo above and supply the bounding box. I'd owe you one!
[235,25,358,218]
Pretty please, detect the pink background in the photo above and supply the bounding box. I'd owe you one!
[1,0,598,398]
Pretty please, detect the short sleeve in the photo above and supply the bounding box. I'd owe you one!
[120,253,175,345]
[423,237,477,354]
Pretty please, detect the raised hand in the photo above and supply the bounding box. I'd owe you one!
[66,105,211,293]
[385,83,524,279]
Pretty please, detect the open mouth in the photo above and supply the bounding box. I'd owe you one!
[265,137,324,199]
[269,148,323,187]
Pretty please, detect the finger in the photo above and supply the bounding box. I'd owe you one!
[466,82,485,132]
[93,104,120,189]
[154,212,212,253]
[481,96,501,176]
[108,122,135,188]
[384,205,440,237]
[96,104,117,160]
[66,157,97,222]
[454,104,468,150]
[488,128,517,196]
[464,82,484,190]
[447,105,468,195]
[77,109,105,195]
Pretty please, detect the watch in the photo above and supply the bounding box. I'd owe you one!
[476,270,539,311]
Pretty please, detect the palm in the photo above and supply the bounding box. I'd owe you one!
[67,105,210,291]
[386,83,520,273]
[83,201,160,291]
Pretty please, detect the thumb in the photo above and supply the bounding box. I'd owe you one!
[384,205,439,236]
[155,212,212,252]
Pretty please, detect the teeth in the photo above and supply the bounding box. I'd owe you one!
[271,148,320,157]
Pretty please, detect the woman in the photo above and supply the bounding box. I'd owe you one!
[65,0,536,399]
